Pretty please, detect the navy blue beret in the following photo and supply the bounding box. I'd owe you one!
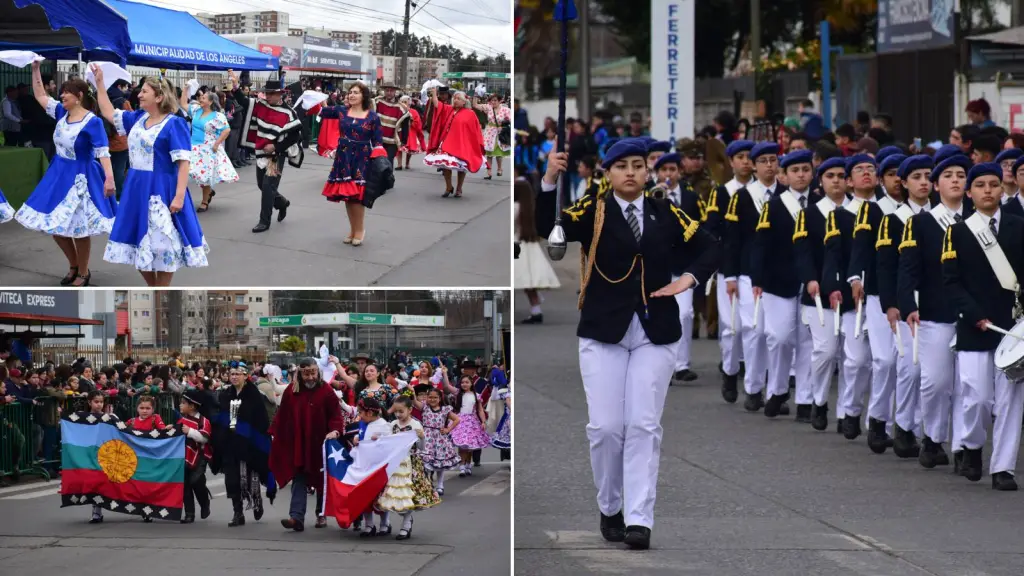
[966,162,1003,189]
[725,139,755,157]
[647,140,672,154]
[996,148,1023,164]
[844,154,876,178]
[934,143,968,165]
[897,154,934,181]
[780,149,813,170]
[601,138,649,170]
[816,156,846,180]
[930,154,972,182]
[875,146,903,164]
[879,153,907,176]
[1013,155,1024,177]
[653,152,681,172]
[750,142,780,162]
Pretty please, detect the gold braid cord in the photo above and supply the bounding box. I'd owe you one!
[940,224,957,262]
[875,215,893,249]
[899,217,917,252]
[577,199,646,313]
[853,201,872,236]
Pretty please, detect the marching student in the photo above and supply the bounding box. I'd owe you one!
[704,140,754,403]
[942,161,1024,490]
[724,142,786,412]
[898,153,972,470]
[1002,153,1024,219]
[652,152,703,383]
[996,148,1022,203]
[178,391,213,523]
[751,150,818,419]
[794,156,851,431]
[543,140,718,550]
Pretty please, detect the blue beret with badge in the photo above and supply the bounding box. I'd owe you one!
[995,148,1023,164]
[749,142,780,162]
[897,154,934,181]
[780,149,813,170]
[844,154,876,178]
[930,153,972,182]
[1013,155,1024,178]
[965,162,1003,189]
[725,139,755,157]
[816,156,846,180]
[601,138,650,170]
[879,153,907,176]
[653,152,681,172]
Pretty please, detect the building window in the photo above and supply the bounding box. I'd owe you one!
[236,295,244,305]
[255,296,263,303]
[133,310,138,317]
[142,311,150,317]
[236,311,245,321]
[141,294,150,300]
[236,327,245,337]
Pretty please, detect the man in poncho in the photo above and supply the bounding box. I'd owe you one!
[423,88,485,197]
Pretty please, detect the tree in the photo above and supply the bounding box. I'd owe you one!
[280,335,306,354]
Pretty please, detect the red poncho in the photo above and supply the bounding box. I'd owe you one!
[427,100,485,173]
[269,383,346,489]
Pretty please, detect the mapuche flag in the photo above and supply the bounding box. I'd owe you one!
[319,431,418,528]
[60,413,186,521]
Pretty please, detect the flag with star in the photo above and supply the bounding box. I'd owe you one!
[59,413,186,521]
[318,432,418,528]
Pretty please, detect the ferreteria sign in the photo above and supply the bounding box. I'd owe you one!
[0,290,79,319]
[649,0,695,143]
[259,313,445,328]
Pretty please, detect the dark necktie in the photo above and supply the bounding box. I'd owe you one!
[626,204,642,243]
[990,217,998,236]
[799,195,807,209]
[954,213,963,222]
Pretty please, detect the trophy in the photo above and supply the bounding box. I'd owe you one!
[546,0,578,263]
[229,399,241,430]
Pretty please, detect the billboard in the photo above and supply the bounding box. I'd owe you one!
[301,35,362,72]
[877,0,955,53]
[258,44,299,68]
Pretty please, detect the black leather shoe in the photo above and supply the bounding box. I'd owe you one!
[952,450,964,475]
[721,374,738,403]
[180,515,195,524]
[252,222,270,233]
[962,448,983,482]
[836,418,843,434]
[277,200,290,222]
[842,415,861,440]
[229,513,245,527]
[919,436,942,469]
[866,418,889,454]
[674,369,698,382]
[764,394,783,418]
[811,403,829,431]
[522,314,543,324]
[743,392,763,412]
[892,425,919,458]
[778,402,790,416]
[795,404,812,423]
[600,511,625,542]
[934,444,950,466]
[623,525,651,550]
[992,471,1018,491]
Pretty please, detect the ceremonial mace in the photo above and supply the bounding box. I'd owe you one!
[546,0,578,261]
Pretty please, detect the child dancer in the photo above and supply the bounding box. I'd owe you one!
[378,397,441,540]
[127,396,165,522]
[490,385,511,453]
[178,391,212,523]
[357,398,394,537]
[418,388,460,495]
[449,376,491,477]
[83,391,115,524]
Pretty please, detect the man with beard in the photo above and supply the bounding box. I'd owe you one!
[372,84,408,167]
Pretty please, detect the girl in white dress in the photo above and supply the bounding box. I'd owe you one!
[179,89,237,212]
[514,178,561,323]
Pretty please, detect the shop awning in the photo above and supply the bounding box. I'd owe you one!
[0,312,104,327]
[0,0,132,62]
[104,0,278,71]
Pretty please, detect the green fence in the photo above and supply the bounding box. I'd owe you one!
[0,393,182,482]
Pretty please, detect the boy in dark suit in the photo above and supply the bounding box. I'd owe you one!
[1002,153,1024,219]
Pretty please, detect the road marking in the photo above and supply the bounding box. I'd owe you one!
[458,468,509,496]
[4,486,62,500]
[0,480,60,496]
[853,534,893,552]
[833,533,873,550]
[542,532,695,573]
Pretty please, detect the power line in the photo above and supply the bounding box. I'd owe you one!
[417,8,506,56]
[427,2,506,22]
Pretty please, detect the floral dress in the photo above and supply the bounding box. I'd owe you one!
[357,385,396,414]
[418,405,460,471]
[318,105,383,203]
[490,387,510,450]
[482,105,511,157]
[103,110,209,272]
[377,419,441,513]
[14,98,116,237]
[0,189,13,223]
[187,103,238,187]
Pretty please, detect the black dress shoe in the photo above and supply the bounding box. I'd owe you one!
[600,511,625,542]
[522,314,543,324]
[623,525,651,550]
[934,444,950,466]
[992,471,1018,491]
[962,448,983,482]
[252,222,270,233]
[277,200,290,222]
[811,403,829,431]
[674,369,698,382]
[892,426,918,458]
[952,450,964,475]
[721,373,738,403]
[778,402,790,416]
[795,404,812,423]
[842,415,861,440]
[180,516,195,524]
[743,392,763,412]
[836,418,844,434]
[229,513,245,527]
[764,394,783,418]
[918,436,943,469]
[866,418,890,454]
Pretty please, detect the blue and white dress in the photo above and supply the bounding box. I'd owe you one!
[103,110,209,271]
[0,189,12,223]
[13,98,116,236]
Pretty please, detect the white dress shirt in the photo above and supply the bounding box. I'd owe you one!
[614,193,645,234]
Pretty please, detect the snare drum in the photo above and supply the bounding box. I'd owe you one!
[995,320,1024,380]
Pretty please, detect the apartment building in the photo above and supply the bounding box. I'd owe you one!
[197,11,290,35]
[378,55,449,88]
[289,28,382,55]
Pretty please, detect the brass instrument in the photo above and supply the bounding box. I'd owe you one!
[1015,285,1023,321]
[648,178,670,200]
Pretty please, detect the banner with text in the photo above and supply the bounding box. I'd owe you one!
[649,0,695,143]
[877,0,955,54]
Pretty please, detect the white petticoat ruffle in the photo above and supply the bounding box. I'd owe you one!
[103,195,210,272]
[0,201,13,223]
[14,174,113,238]
[423,152,469,173]
[514,241,562,289]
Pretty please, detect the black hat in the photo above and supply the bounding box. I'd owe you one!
[352,352,372,361]
[460,360,480,370]
[413,383,433,395]
[261,76,286,92]
[437,86,450,93]
[181,390,203,406]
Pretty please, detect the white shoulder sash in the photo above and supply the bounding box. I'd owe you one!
[877,195,899,216]
[779,191,802,221]
[965,213,1019,292]
[725,178,743,196]
[748,185,766,215]
[894,204,915,224]
[816,197,835,219]
[929,203,959,231]
[845,197,864,216]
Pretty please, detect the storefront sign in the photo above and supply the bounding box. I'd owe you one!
[650,0,695,142]
[877,0,955,53]
[0,290,79,319]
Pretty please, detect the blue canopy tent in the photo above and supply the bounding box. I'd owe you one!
[104,0,278,71]
[0,0,132,63]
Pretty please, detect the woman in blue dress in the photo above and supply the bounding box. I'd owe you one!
[315,82,383,246]
[0,190,12,224]
[91,65,209,287]
[13,60,117,287]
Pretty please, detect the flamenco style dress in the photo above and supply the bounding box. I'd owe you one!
[103,110,209,271]
[316,110,341,158]
[187,103,238,187]
[423,100,485,174]
[490,387,511,450]
[482,105,511,158]
[402,108,426,156]
[14,98,116,236]
[317,104,384,203]
[0,189,12,223]
[377,419,442,514]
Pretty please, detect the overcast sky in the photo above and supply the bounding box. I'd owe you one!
[138,0,510,57]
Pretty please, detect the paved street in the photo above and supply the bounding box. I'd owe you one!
[0,153,510,287]
[514,257,1024,576]
[0,448,509,576]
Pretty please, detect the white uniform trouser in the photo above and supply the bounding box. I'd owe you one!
[673,278,694,372]
[917,321,961,445]
[865,296,897,423]
[762,293,811,401]
[958,351,1024,475]
[805,303,843,410]
[716,273,743,376]
[580,313,676,529]
[738,275,767,394]
[840,311,872,417]
[894,321,923,436]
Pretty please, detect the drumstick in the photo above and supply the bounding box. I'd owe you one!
[984,324,1024,341]
[730,294,737,330]
[753,293,762,329]
[894,322,904,357]
[912,322,919,365]
[854,271,865,338]
[814,293,825,326]
[833,301,841,337]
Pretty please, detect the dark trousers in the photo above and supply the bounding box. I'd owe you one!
[225,128,241,164]
[183,465,210,517]
[472,449,481,465]
[111,150,129,200]
[384,143,398,166]
[3,131,21,146]
[256,156,289,226]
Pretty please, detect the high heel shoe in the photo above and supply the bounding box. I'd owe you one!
[351,234,364,247]
[396,518,414,540]
[72,271,91,287]
[343,236,354,244]
[60,266,79,286]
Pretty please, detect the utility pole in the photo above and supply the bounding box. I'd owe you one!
[400,0,412,90]
[578,0,591,122]
[1015,0,1024,27]
[750,0,760,98]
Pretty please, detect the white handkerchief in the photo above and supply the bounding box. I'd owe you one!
[0,50,44,68]
[186,78,200,98]
[293,90,329,110]
[85,61,131,91]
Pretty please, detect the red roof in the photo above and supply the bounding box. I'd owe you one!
[0,312,103,326]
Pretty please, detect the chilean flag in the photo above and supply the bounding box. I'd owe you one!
[318,432,418,528]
